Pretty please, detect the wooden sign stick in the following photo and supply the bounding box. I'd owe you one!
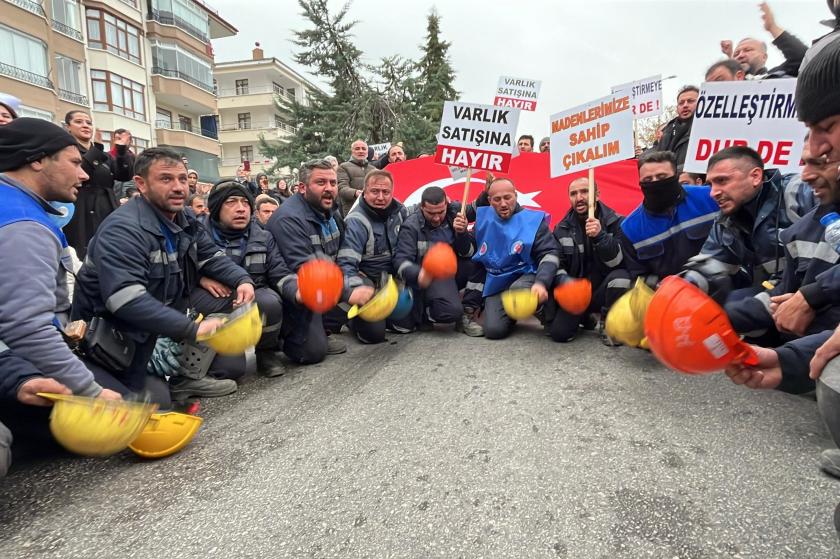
[460,168,473,216]
[588,167,596,219]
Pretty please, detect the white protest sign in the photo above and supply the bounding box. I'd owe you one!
[494,76,541,112]
[611,74,663,119]
[370,142,391,159]
[435,101,521,173]
[549,93,634,177]
[683,79,806,174]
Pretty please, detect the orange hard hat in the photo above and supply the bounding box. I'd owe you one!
[644,275,758,374]
[297,259,343,314]
[422,243,457,279]
[553,278,592,315]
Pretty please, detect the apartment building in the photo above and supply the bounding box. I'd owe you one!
[214,44,322,178]
[0,0,236,182]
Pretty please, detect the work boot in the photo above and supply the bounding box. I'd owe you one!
[169,376,237,401]
[326,335,347,355]
[457,308,484,337]
[257,350,287,378]
[820,449,840,479]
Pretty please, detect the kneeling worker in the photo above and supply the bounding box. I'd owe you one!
[472,177,563,339]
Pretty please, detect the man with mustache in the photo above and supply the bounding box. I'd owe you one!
[551,177,629,342]
[267,159,348,363]
[681,146,814,305]
[72,148,255,404]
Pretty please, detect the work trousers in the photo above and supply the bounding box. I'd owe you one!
[282,303,346,364]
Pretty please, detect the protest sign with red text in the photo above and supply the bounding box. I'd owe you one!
[435,101,521,173]
[549,93,634,177]
[494,76,541,112]
[611,74,663,119]
[683,79,806,174]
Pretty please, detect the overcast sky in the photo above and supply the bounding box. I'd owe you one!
[211,0,832,144]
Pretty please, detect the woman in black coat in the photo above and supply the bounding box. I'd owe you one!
[63,110,134,259]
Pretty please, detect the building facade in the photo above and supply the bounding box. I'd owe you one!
[0,0,236,182]
[214,44,321,179]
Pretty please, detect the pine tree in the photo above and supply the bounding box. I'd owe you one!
[415,8,458,151]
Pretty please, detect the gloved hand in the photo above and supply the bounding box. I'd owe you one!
[147,337,182,378]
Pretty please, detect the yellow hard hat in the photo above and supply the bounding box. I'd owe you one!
[347,276,399,322]
[128,412,203,459]
[605,291,646,347]
[628,278,654,322]
[501,288,539,320]
[196,303,262,355]
[38,393,157,457]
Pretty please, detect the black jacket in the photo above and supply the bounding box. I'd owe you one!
[64,142,134,259]
[552,202,624,280]
[266,192,344,272]
[653,117,692,167]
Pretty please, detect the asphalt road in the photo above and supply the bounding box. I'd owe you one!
[1,324,838,558]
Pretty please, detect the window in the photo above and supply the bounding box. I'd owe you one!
[52,0,82,40]
[18,105,53,122]
[100,132,148,152]
[235,79,249,95]
[240,145,253,163]
[213,78,218,95]
[150,40,213,91]
[272,82,284,95]
[55,55,86,104]
[86,9,141,64]
[150,0,210,43]
[178,114,192,132]
[91,69,145,120]
[286,87,295,100]
[0,25,49,86]
[156,108,172,128]
[237,113,251,130]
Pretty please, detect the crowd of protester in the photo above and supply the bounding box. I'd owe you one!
[2,0,840,539]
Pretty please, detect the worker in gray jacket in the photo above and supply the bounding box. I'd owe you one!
[337,139,376,216]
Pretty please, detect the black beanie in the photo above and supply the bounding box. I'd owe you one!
[0,118,79,172]
[208,180,255,222]
[796,36,840,124]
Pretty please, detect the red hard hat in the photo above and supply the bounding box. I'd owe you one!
[643,276,758,374]
[297,259,343,314]
[422,243,457,279]
[553,278,592,315]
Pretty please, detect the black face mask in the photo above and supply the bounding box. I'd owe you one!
[640,175,684,214]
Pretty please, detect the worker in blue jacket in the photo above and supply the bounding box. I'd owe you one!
[682,145,815,303]
[266,159,348,363]
[72,148,255,405]
[620,151,720,286]
[337,169,408,344]
[472,177,563,340]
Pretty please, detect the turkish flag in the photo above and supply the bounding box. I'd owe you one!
[389,152,642,227]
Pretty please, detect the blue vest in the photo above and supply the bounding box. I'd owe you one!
[0,181,67,248]
[473,206,542,296]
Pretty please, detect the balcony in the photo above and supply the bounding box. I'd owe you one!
[58,88,88,106]
[0,62,53,90]
[5,0,46,18]
[156,119,218,140]
[155,121,220,156]
[151,67,216,114]
[217,84,297,102]
[218,121,295,144]
[148,8,209,43]
[51,20,83,42]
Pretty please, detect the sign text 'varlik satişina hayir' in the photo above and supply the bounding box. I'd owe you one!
[683,79,806,175]
[611,74,664,119]
[549,93,634,177]
[494,76,541,112]
[435,101,521,173]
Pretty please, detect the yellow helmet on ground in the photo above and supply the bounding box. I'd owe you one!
[196,303,262,355]
[128,412,203,459]
[38,393,157,457]
[628,278,654,322]
[347,276,399,322]
[501,289,539,320]
[605,291,646,347]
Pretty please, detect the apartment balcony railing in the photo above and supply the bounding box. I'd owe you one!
[148,9,209,43]
[0,62,53,89]
[151,66,214,93]
[58,88,88,106]
[155,120,219,140]
[217,85,297,103]
[219,121,295,133]
[5,0,46,18]
[51,20,83,42]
